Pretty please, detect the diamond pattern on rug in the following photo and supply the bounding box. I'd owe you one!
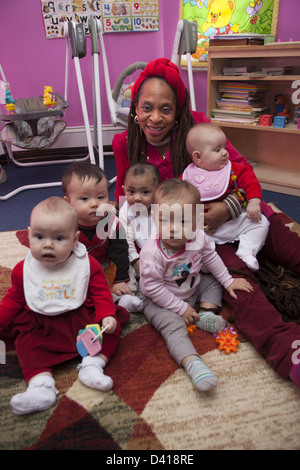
[28,399,121,450]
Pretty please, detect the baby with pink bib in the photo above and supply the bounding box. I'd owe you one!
[183,123,269,271]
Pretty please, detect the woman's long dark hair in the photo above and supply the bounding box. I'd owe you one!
[126,77,195,177]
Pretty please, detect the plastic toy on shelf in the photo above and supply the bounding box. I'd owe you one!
[1,80,16,114]
[259,114,273,126]
[43,85,57,109]
[273,115,287,128]
[273,94,290,121]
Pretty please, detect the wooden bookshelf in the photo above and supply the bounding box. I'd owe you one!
[207,44,300,196]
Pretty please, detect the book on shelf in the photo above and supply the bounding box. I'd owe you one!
[217,82,270,93]
[217,94,266,101]
[213,79,270,123]
[209,37,264,47]
[223,71,255,76]
[261,66,293,75]
[212,108,265,116]
[215,101,267,112]
[217,82,270,106]
[211,117,259,124]
[208,33,274,47]
[212,108,265,124]
[212,112,267,124]
[221,66,293,77]
[215,116,260,121]
[219,96,266,103]
[222,66,255,74]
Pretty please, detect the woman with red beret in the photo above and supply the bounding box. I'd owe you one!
[112,57,300,388]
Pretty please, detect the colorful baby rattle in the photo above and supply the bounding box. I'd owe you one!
[76,323,109,357]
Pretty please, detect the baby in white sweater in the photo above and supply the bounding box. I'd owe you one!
[119,163,160,277]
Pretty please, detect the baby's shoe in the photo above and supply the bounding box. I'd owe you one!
[10,375,58,415]
[77,356,113,391]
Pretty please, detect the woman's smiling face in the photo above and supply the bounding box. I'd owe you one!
[135,77,177,144]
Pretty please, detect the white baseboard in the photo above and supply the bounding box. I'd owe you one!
[51,124,124,149]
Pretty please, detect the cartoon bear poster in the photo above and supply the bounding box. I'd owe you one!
[180,0,280,67]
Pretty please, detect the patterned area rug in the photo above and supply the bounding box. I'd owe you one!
[1,205,300,451]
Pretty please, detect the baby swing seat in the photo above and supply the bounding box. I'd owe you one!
[110,62,147,127]
[0,93,68,150]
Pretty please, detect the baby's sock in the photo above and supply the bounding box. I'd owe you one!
[118,294,143,312]
[237,253,259,271]
[185,356,218,391]
[290,363,300,388]
[77,355,113,391]
[10,375,58,415]
[195,310,226,333]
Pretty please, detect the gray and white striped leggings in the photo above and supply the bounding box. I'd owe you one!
[141,273,223,365]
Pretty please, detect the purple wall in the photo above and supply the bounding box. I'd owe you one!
[1,0,299,127]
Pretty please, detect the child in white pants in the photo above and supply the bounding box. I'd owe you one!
[183,123,269,271]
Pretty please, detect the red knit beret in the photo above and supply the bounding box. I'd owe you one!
[131,57,187,111]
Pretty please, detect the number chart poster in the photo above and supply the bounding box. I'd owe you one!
[41,0,159,38]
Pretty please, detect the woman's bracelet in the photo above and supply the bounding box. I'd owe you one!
[223,193,243,220]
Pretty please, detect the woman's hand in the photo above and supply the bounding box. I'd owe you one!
[204,201,231,234]
[226,278,253,299]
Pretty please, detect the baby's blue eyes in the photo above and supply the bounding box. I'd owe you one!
[80,195,105,201]
[128,191,149,195]
[34,234,64,241]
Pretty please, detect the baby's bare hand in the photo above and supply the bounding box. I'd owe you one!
[226,278,253,299]
[102,316,117,334]
[247,210,261,222]
[247,199,262,221]
[111,282,132,296]
[182,305,199,326]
